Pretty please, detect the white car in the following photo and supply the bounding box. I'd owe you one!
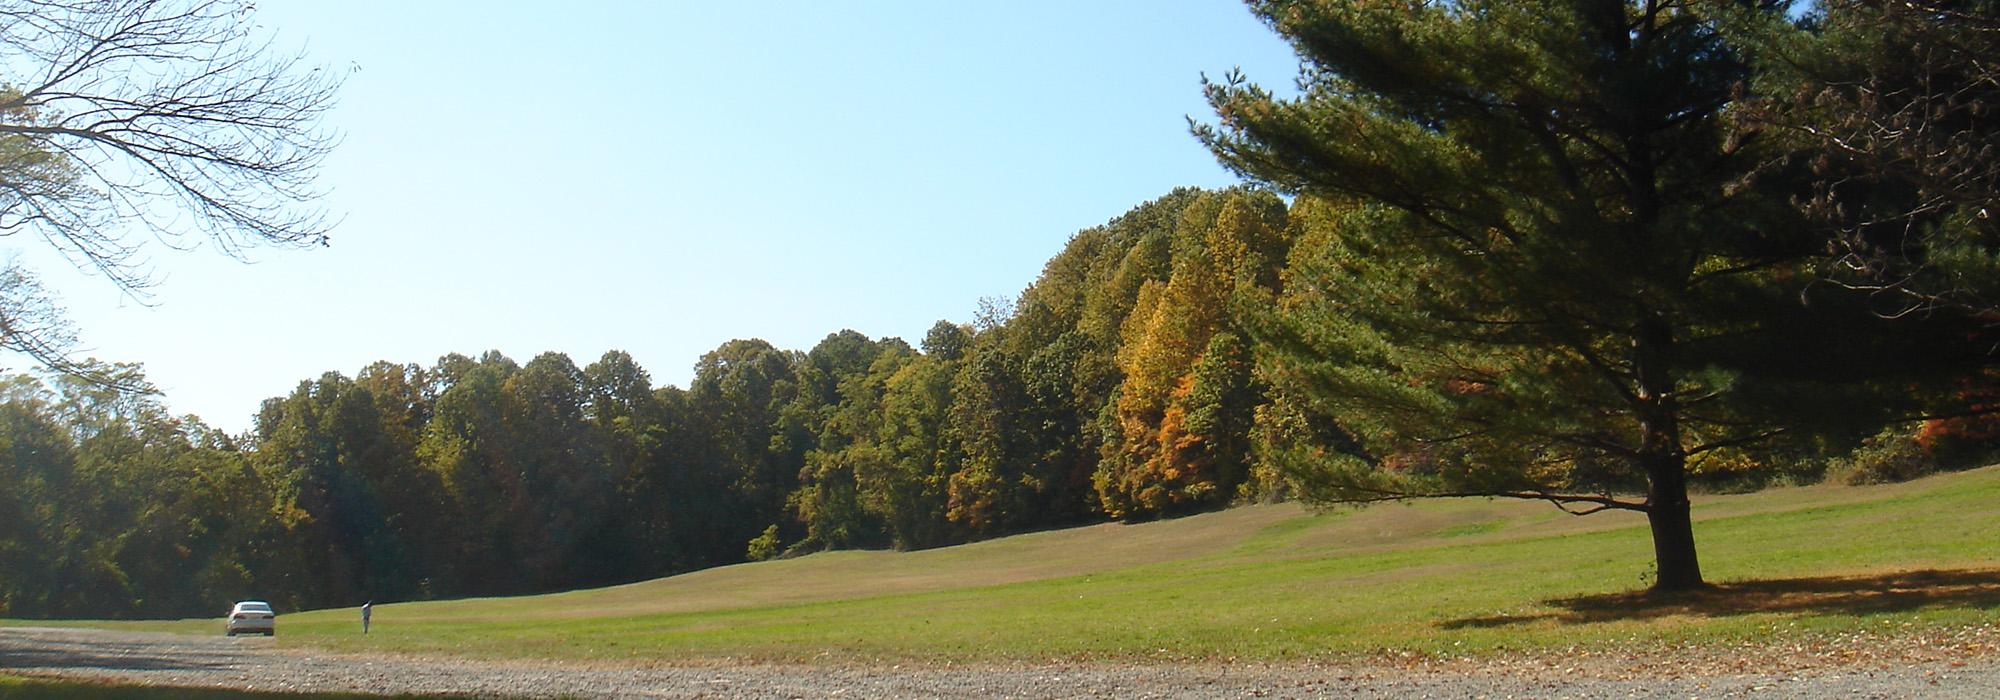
[225,600,276,636]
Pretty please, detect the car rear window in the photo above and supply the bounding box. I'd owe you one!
[238,603,272,613]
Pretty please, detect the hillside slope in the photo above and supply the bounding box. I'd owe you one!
[44,466,2000,663]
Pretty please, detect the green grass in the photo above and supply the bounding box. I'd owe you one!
[14,467,2000,664]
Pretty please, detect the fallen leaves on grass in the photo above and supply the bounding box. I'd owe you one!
[1363,622,1999,680]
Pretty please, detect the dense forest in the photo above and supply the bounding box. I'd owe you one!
[0,188,1321,617]
[6,0,2000,615]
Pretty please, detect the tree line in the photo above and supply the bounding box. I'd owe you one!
[5,181,1993,618]
[0,187,1331,618]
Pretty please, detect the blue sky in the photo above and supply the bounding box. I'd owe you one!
[15,1,1300,433]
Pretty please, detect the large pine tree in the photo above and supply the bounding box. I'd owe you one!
[1199,0,1995,591]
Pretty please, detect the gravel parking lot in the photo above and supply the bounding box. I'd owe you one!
[4,626,1998,699]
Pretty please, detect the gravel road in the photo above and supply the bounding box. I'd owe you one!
[3,626,1997,699]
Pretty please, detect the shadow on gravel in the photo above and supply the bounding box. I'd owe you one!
[0,675,450,699]
[1443,567,2000,629]
[0,645,240,673]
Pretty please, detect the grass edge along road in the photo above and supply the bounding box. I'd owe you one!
[16,466,2000,665]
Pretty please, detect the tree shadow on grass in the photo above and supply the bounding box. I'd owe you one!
[1442,568,2000,629]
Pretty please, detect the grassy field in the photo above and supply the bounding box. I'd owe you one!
[17,466,2000,664]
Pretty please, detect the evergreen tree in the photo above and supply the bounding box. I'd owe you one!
[1198,0,1996,590]
[1738,0,2000,317]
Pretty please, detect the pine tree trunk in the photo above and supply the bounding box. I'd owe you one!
[1644,456,1704,591]
[1634,313,1706,592]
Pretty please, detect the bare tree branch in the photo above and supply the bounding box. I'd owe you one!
[0,0,341,287]
[0,259,140,390]
[0,0,340,381]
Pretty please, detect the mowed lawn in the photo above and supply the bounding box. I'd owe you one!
[27,466,2000,663]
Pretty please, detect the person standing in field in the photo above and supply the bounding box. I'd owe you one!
[361,601,372,634]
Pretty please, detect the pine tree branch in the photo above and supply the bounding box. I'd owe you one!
[1335,485,1649,515]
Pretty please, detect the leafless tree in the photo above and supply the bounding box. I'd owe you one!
[0,261,78,374]
[0,0,342,378]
